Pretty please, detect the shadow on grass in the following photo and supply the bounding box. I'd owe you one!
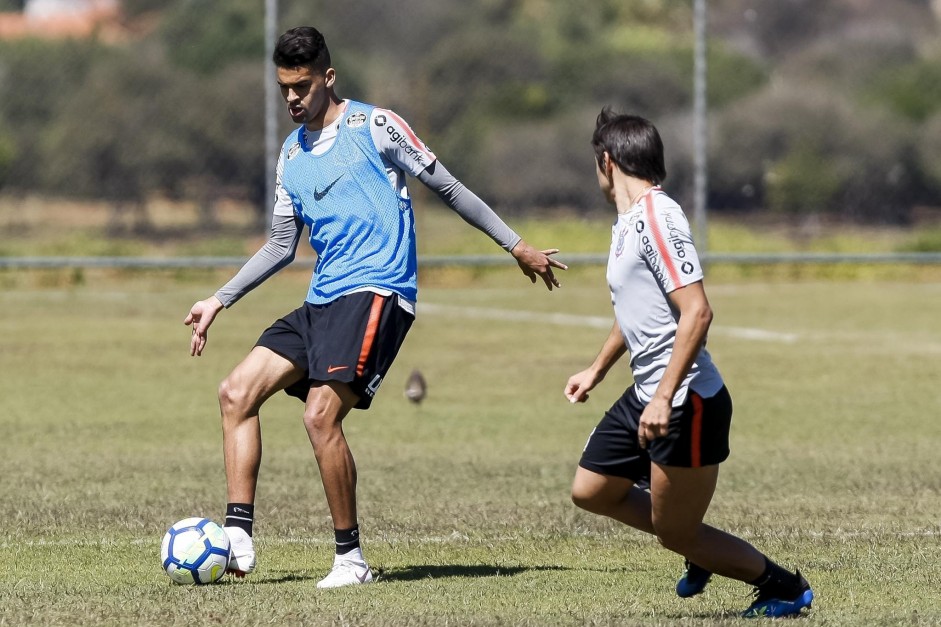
[238,572,320,585]
[376,564,570,582]
[218,565,569,585]
[683,610,745,620]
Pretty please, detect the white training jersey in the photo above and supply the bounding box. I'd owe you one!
[606,187,724,406]
[272,101,435,219]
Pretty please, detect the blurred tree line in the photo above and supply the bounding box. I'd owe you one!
[0,0,938,231]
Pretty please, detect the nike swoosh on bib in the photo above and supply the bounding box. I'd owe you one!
[314,175,343,201]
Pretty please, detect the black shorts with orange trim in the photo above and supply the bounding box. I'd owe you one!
[578,385,732,484]
[255,291,414,410]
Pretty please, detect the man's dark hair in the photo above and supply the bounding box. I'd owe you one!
[273,26,331,71]
[591,107,666,184]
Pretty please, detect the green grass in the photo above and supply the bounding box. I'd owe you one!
[4,192,941,260]
[2,268,941,625]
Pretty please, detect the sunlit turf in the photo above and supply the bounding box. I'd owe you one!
[2,269,941,625]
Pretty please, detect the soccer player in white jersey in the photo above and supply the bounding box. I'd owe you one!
[564,108,813,618]
[183,26,566,589]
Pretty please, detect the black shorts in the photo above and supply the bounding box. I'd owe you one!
[255,291,414,410]
[579,385,733,486]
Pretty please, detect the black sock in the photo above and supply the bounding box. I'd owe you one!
[688,561,711,577]
[225,503,254,536]
[750,557,800,596]
[335,525,360,555]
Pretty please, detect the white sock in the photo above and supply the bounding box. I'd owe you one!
[336,546,365,563]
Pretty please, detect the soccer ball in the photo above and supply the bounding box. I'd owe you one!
[160,517,231,585]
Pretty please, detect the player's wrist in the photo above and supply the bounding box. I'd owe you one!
[650,391,674,405]
[589,363,608,381]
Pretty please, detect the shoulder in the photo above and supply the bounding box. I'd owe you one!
[645,190,690,229]
[280,128,303,161]
[281,127,302,148]
[369,106,436,172]
[370,107,426,142]
[649,189,682,213]
[338,100,375,131]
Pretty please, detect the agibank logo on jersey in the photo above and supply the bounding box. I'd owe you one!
[386,124,428,167]
[663,211,689,260]
[640,234,669,286]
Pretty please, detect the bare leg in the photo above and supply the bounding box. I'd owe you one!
[571,467,655,533]
[572,465,765,583]
[649,463,765,582]
[217,346,304,503]
[303,380,361,530]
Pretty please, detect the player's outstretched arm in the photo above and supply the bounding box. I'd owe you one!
[510,240,567,290]
[184,296,224,357]
[414,161,567,289]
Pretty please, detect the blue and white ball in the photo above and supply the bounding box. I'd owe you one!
[161,517,231,585]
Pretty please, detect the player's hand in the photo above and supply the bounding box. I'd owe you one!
[184,296,224,357]
[637,397,671,449]
[510,241,567,290]
[565,368,602,404]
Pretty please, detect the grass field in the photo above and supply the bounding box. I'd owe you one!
[2,264,941,625]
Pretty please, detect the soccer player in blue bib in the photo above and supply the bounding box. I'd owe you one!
[184,26,566,589]
[564,109,813,618]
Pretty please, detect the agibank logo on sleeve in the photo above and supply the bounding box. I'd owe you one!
[662,211,690,260]
[386,124,428,167]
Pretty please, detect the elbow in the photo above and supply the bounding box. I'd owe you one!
[701,303,713,325]
[691,302,713,331]
[700,304,713,327]
[277,251,296,270]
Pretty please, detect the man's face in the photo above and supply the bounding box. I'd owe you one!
[277,65,335,125]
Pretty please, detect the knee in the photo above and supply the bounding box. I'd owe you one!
[653,523,698,554]
[218,376,251,417]
[571,483,606,514]
[302,405,340,437]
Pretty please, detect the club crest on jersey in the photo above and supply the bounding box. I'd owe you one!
[346,112,367,128]
[614,225,629,258]
[374,114,386,126]
[287,143,301,160]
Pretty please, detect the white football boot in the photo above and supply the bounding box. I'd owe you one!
[316,549,373,589]
[223,526,256,578]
